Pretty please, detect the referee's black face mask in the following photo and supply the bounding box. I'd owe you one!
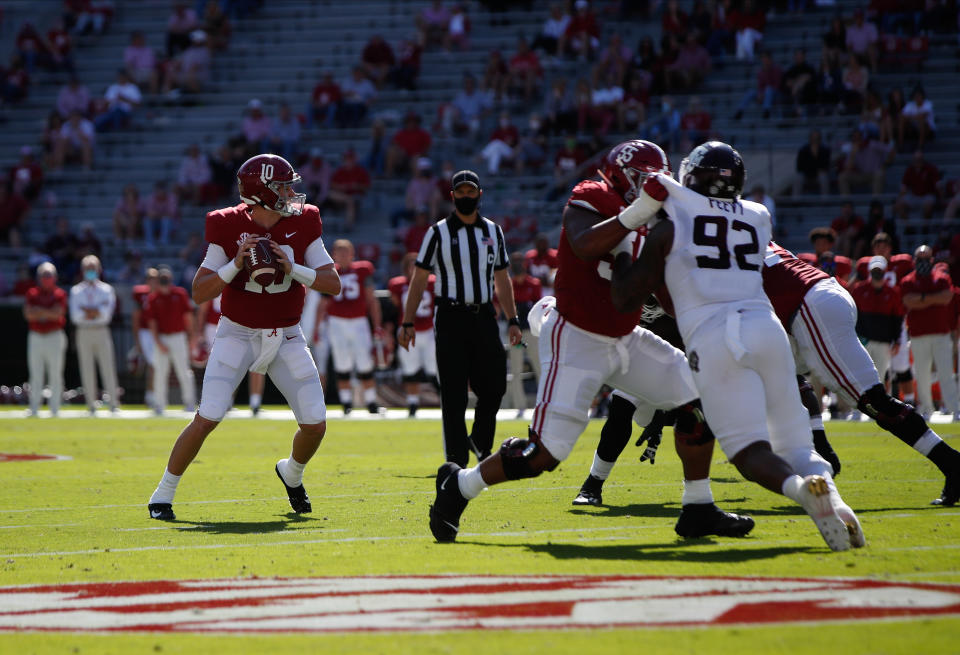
[454,195,479,215]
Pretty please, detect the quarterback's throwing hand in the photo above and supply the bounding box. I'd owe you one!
[268,240,293,274]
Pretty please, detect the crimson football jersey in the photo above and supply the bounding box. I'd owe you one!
[328,260,375,319]
[205,203,324,329]
[132,284,152,330]
[554,179,645,337]
[762,242,829,332]
[524,248,559,285]
[388,274,435,331]
[855,253,913,284]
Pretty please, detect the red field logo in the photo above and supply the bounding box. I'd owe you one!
[0,454,71,463]
[0,576,958,633]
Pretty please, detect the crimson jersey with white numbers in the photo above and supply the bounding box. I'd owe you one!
[555,179,645,337]
[388,274,435,331]
[328,260,375,319]
[761,242,829,331]
[205,203,324,328]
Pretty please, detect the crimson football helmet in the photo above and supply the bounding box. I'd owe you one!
[237,154,306,216]
[598,139,671,203]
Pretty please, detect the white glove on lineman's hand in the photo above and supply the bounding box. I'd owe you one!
[616,175,668,230]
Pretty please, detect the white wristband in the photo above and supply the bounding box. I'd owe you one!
[217,260,241,283]
[291,263,317,287]
[616,190,664,230]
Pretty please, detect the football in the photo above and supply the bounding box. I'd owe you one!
[245,238,279,287]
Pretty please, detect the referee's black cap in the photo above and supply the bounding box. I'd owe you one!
[451,169,481,190]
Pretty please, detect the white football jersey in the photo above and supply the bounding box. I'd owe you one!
[658,174,773,341]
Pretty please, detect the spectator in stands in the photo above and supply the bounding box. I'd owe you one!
[42,112,64,167]
[734,50,781,120]
[0,54,30,106]
[443,73,491,139]
[163,29,211,95]
[361,34,395,89]
[481,49,509,104]
[594,32,632,87]
[362,118,389,176]
[542,77,576,135]
[665,32,711,93]
[9,146,44,201]
[201,0,231,51]
[124,31,158,94]
[899,87,935,150]
[631,35,659,93]
[845,8,878,71]
[269,102,301,164]
[645,95,682,152]
[507,36,541,103]
[680,96,712,151]
[794,129,830,196]
[52,110,95,171]
[56,75,91,118]
[385,113,431,178]
[175,143,212,205]
[730,0,765,61]
[240,98,271,155]
[894,150,940,221]
[859,89,884,140]
[515,113,547,174]
[403,207,432,254]
[114,249,144,285]
[46,18,75,73]
[661,0,689,37]
[392,158,443,227]
[619,75,649,132]
[838,128,893,195]
[299,147,332,207]
[113,183,145,246]
[822,15,846,69]
[329,149,371,232]
[815,56,843,112]
[531,3,569,58]
[831,201,864,257]
[781,49,816,116]
[338,66,377,128]
[703,0,734,64]
[166,2,199,58]
[688,0,712,36]
[443,3,470,51]
[44,217,79,283]
[553,136,588,188]
[144,180,179,248]
[306,71,341,129]
[93,69,142,132]
[558,0,599,60]
[388,33,424,91]
[0,185,29,248]
[479,112,520,175]
[854,204,899,259]
[65,0,112,35]
[419,0,451,49]
[15,22,53,73]
[841,53,868,114]
[76,221,102,259]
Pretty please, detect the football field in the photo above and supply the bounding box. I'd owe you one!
[1,409,959,654]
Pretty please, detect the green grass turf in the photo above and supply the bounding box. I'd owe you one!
[0,413,959,653]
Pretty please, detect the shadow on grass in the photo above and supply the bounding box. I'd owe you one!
[175,514,320,535]
[568,502,680,519]
[460,540,818,563]
[393,474,437,480]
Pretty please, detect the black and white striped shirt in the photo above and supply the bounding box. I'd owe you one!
[416,212,509,305]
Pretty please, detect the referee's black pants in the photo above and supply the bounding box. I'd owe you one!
[434,303,507,467]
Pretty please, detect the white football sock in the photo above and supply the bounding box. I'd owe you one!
[781,474,805,502]
[809,414,824,431]
[149,469,181,504]
[913,429,943,456]
[363,387,376,404]
[339,388,352,405]
[279,455,305,487]
[589,452,616,481]
[457,467,487,499]
[249,393,262,409]
[681,478,714,505]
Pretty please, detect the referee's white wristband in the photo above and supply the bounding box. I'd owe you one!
[616,191,663,230]
[291,263,317,287]
[217,260,242,283]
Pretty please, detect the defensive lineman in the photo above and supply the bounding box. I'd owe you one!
[148,154,340,520]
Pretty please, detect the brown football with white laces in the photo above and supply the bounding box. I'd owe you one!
[244,239,279,287]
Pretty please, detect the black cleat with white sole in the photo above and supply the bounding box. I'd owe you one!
[675,503,755,538]
[932,468,960,506]
[148,503,175,521]
[275,464,312,513]
[572,474,604,506]
[429,462,468,542]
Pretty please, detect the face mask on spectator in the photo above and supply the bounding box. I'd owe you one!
[915,258,933,276]
[84,269,98,282]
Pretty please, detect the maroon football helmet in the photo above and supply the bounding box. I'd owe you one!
[237,154,305,216]
[598,140,671,203]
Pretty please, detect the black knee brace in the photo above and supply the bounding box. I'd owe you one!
[857,383,927,443]
[673,400,715,446]
[401,372,422,384]
[356,370,375,381]
[499,428,556,480]
[893,369,913,384]
[336,372,351,382]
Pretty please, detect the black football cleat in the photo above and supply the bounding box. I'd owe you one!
[342,402,352,416]
[275,464,312,513]
[572,474,604,506]
[408,403,418,418]
[931,469,960,506]
[148,503,175,521]
[675,503,755,538]
[429,462,468,543]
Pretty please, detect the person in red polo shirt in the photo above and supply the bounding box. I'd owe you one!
[506,252,541,417]
[144,265,196,415]
[385,113,431,178]
[851,255,905,384]
[894,150,940,220]
[23,262,67,417]
[901,245,958,419]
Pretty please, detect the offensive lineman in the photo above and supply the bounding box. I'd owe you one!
[147,154,341,520]
[428,140,752,543]
[612,142,864,551]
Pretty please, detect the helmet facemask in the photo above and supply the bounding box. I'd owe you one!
[267,175,306,216]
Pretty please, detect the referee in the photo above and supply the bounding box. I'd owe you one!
[398,169,522,467]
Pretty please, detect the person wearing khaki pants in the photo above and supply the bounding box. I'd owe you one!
[70,255,119,414]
